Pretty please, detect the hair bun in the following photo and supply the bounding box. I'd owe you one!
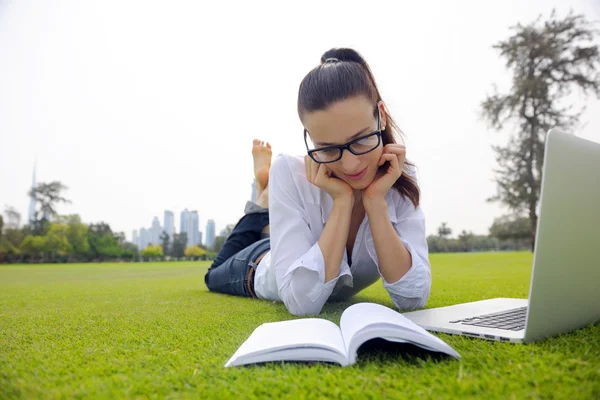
[320,48,366,66]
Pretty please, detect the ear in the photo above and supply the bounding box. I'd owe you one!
[377,100,387,130]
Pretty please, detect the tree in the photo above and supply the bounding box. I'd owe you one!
[120,242,139,261]
[489,215,532,241]
[171,232,187,259]
[87,222,121,261]
[19,235,46,262]
[0,237,19,262]
[45,223,73,261]
[210,236,226,253]
[58,215,89,260]
[29,181,71,234]
[437,222,452,239]
[481,11,600,250]
[3,206,21,229]
[141,244,163,260]
[184,244,206,260]
[160,231,170,258]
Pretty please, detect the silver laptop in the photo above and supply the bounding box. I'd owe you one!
[403,129,600,343]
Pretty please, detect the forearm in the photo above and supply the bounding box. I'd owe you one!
[318,197,353,282]
[365,199,412,283]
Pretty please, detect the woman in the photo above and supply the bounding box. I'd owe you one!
[205,48,431,316]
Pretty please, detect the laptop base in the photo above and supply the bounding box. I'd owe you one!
[402,298,528,343]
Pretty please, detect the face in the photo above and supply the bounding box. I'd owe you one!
[303,95,386,190]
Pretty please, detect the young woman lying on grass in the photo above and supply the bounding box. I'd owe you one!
[204,48,431,316]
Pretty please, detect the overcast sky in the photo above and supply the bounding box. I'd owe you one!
[1,0,599,240]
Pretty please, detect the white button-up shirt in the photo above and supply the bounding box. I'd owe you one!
[254,154,431,316]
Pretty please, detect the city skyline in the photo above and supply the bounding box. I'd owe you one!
[132,208,214,249]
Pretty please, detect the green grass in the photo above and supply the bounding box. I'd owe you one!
[1,252,598,399]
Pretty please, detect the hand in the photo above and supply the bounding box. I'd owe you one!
[362,144,406,205]
[305,155,353,202]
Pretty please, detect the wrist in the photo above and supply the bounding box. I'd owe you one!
[333,195,354,210]
[363,197,387,214]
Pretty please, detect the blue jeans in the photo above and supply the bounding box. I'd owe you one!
[204,212,270,298]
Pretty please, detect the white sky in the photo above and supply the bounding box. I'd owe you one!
[1,0,599,240]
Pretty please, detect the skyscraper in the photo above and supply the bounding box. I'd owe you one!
[180,209,189,236]
[206,219,216,248]
[139,228,149,250]
[132,230,138,247]
[180,209,201,247]
[163,210,175,238]
[150,217,162,245]
[189,211,200,245]
[28,162,36,226]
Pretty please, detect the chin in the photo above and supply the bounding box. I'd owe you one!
[347,180,371,190]
[343,173,376,190]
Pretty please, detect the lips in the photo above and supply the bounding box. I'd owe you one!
[344,167,368,181]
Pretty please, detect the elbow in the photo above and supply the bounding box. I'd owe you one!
[391,292,430,311]
[388,271,431,311]
[282,295,324,316]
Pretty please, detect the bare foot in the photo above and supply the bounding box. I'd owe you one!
[252,139,272,196]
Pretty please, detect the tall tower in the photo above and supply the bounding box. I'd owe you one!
[163,210,175,238]
[28,162,37,225]
[206,219,216,248]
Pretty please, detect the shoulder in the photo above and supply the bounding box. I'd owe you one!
[270,153,305,177]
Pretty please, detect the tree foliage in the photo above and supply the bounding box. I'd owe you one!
[184,245,206,260]
[481,11,600,250]
[28,181,71,234]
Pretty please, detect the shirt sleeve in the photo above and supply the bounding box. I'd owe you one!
[268,156,352,316]
[366,198,432,311]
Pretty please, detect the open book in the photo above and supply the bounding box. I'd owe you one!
[225,303,460,367]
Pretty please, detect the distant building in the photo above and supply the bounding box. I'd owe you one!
[163,210,175,238]
[132,230,138,247]
[180,209,189,237]
[150,217,162,245]
[206,219,216,248]
[180,209,201,246]
[139,228,150,249]
[189,211,200,245]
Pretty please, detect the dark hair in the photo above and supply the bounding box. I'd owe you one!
[297,48,420,208]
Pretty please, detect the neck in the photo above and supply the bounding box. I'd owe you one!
[353,189,363,208]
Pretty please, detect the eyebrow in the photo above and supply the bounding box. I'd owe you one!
[314,127,371,146]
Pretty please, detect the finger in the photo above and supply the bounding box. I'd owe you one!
[378,152,395,166]
[383,144,406,155]
[315,163,330,185]
[379,153,397,169]
[388,153,401,173]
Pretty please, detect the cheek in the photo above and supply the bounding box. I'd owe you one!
[367,148,383,166]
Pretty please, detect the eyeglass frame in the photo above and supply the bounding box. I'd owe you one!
[303,105,383,164]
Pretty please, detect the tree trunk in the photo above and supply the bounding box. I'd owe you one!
[529,206,537,252]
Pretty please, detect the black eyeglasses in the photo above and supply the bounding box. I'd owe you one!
[304,106,382,164]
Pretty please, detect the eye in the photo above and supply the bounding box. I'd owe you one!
[320,148,339,154]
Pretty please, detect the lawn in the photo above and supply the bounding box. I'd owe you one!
[1,252,598,399]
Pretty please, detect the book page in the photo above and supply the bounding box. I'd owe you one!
[225,318,346,367]
[340,303,460,362]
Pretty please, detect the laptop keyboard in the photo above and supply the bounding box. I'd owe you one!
[449,306,527,331]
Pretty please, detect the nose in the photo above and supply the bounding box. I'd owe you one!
[339,149,361,173]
